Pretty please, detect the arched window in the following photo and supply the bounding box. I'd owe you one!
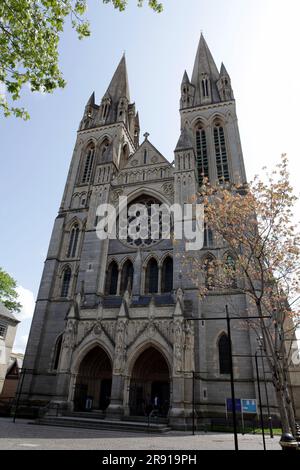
[53,335,63,371]
[81,144,95,184]
[195,124,209,185]
[105,261,119,295]
[118,195,163,248]
[214,122,230,183]
[218,334,231,374]
[122,144,129,165]
[61,267,71,297]
[203,223,213,248]
[101,98,111,121]
[67,224,80,258]
[99,138,110,161]
[120,260,134,295]
[145,258,159,294]
[225,254,237,288]
[161,257,173,293]
[203,254,216,290]
[201,78,209,98]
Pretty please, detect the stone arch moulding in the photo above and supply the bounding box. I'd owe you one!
[97,134,112,147]
[65,215,84,231]
[119,255,135,270]
[210,112,226,125]
[115,187,171,217]
[142,253,161,270]
[70,337,114,377]
[125,337,172,378]
[192,116,209,128]
[158,252,173,268]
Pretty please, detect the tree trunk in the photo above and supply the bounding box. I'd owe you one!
[275,386,291,434]
[283,380,296,436]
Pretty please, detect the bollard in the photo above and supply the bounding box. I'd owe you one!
[279,433,299,451]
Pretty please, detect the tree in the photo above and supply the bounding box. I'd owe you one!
[0,0,163,120]
[184,155,300,435]
[0,267,22,312]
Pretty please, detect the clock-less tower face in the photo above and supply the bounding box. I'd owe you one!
[117,195,165,248]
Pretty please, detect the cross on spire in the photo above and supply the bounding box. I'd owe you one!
[143,132,150,140]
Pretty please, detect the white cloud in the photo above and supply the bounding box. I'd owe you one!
[16,286,35,321]
[13,334,29,354]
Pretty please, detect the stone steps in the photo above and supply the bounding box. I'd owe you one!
[37,416,171,433]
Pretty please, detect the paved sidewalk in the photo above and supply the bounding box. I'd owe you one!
[0,417,280,450]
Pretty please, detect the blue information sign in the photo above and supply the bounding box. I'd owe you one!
[241,399,257,414]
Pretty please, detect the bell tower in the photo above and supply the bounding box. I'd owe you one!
[179,34,247,186]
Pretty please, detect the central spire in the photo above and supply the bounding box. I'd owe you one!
[191,33,219,85]
[191,34,220,105]
[104,54,130,103]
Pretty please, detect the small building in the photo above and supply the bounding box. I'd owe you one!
[0,353,24,402]
[0,302,20,395]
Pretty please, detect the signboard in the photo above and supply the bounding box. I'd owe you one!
[241,399,257,414]
[226,398,257,414]
[226,398,242,413]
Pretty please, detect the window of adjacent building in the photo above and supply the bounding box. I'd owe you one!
[219,333,231,374]
[145,258,159,294]
[195,125,209,185]
[67,224,80,258]
[81,145,95,184]
[214,122,230,183]
[61,267,71,298]
[0,321,7,339]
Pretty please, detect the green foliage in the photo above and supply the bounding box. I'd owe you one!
[0,267,22,312]
[104,0,163,12]
[0,0,162,120]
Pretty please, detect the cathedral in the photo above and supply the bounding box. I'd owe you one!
[22,35,280,429]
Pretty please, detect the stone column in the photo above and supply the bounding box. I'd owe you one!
[158,266,162,294]
[116,268,122,295]
[106,374,125,420]
[106,318,127,419]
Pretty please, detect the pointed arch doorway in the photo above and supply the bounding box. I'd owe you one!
[129,347,170,417]
[74,346,112,412]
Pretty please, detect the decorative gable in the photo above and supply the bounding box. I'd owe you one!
[124,138,172,170]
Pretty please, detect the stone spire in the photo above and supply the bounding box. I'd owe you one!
[104,54,130,103]
[86,91,95,107]
[175,125,194,152]
[181,70,190,86]
[220,62,229,77]
[180,70,195,109]
[217,62,234,101]
[99,54,132,127]
[191,34,220,105]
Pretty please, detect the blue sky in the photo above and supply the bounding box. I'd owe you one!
[1,0,299,351]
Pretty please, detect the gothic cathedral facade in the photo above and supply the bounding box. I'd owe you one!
[22,35,278,428]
